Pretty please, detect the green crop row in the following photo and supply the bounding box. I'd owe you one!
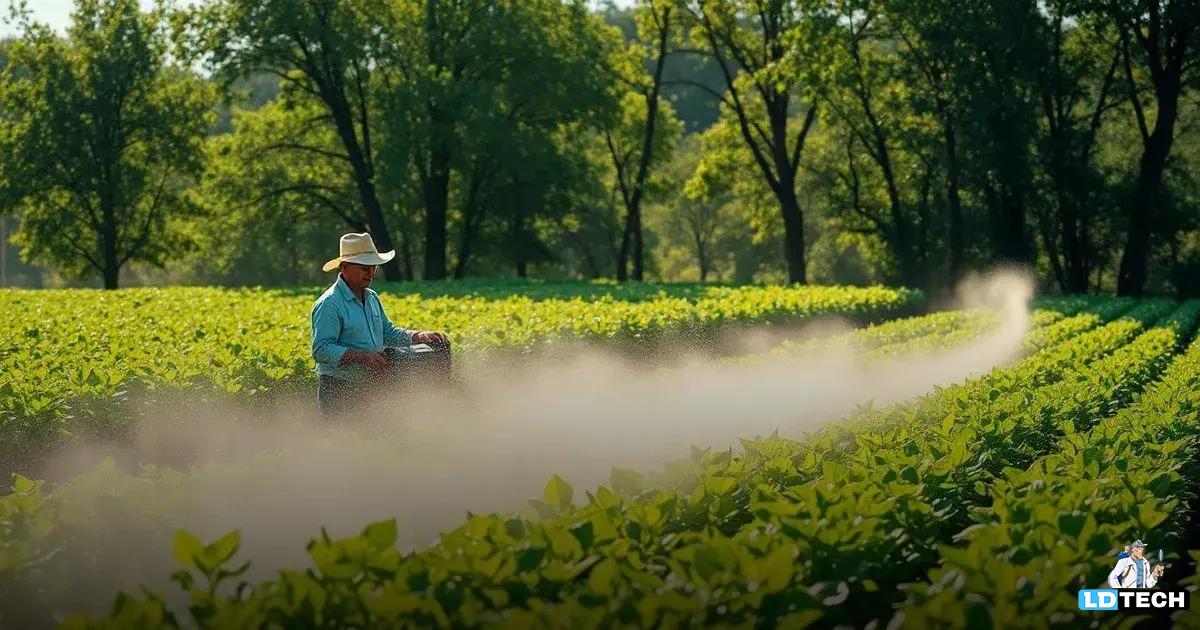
[788,299,1169,467]
[718,308,1004,368]
[768,309,998,358]
[654,301,1194,626]
[897,300,1200,628]
[0,305,992,621]
[1018,297,1134,353]
[0,300,1067,626]
[44,297,1186,628]
[0,283,919,461]
[747,294,1124,366]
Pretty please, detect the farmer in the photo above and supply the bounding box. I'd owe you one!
[311,232,448,414]
[1107,540,1164,588]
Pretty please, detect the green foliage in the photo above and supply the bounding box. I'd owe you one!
[0,0,216,289]
[0,281,918,459]
[379,0,621,278]
[11,294,1196,627]
[189,98,361,285]
[900,302,1200,627]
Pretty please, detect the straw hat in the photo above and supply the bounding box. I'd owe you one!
[322,232,395,272]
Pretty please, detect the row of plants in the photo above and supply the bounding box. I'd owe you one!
[0,283,920,461]
[630,300,1194,626]
[763,309,999,358]
[896,299,1200,627]
[779,298,1159,469]
[1017,297,1134,353]
[0,299,1071,625]
[758,295,1130,363]
[45,297,1189,627]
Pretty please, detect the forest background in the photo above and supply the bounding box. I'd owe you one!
[0,0,1198,298]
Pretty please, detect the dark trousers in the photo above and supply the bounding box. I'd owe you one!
[317,374,355,416]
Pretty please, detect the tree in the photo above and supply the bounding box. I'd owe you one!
[605,0,680,281]
[0,0,214,289]
[954,1,1045,267]
[453,122,600,278]
[188,0,405,279]
[1102,0,1200,296]
[193,98,371,285]
[381,0,616,279]
[688,111,792,282]
[670,136,734,281]
[680,0,820,283]
[804,0,943,288]
[1036,5,1125,293]
[886,0,968,281]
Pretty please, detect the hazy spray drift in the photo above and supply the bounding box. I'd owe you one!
[36,271,1032,617]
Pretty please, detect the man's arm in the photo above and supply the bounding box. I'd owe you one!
[1108,558,1128,588]
[1146,561,1160,588]
[312,300,350,367]
[313,300,387,370]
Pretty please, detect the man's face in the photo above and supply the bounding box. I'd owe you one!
[340,262,378,289]
[1131,546,1144,560]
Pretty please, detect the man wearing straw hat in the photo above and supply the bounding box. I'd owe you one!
[311,232,448,413]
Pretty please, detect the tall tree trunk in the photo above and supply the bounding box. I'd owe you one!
[100,198,120,290]
[847,27,919,288]
[616,211,632,281]
[398,231,415,281]
[987,181,1030,265]
[358,171,402,280]
[453,230,471,280]
[942,118,965,282]
[422,125,452,281]
[102,264,120,290]
[1044,118,1076,293]
[771,103,809,285]
[632,209,644,281]
[691,4,813,285]
[1061,197,1089,293]
[1038,207,1068,293]
[694,229,709,282]
[1117,80,1180,296]
[322,92,402,281]
[421,0,452,280]
[869,129,917,287]
[778,179,807,284]
[625,6,672,283]
[512,205,528,278]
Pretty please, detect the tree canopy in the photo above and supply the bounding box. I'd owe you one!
[1,0,1199,295]
[0,0,214,288]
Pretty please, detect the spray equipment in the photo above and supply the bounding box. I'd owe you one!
[382,340,454,388]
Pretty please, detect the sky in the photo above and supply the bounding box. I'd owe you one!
[1,0,148,38]
[0,0,632,39]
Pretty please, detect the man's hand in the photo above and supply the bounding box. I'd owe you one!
[412,331,449,345]
[1153,564,1165,578]
[342,349,388,371]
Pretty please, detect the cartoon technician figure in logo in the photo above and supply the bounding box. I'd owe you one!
[1107,540,1164,588]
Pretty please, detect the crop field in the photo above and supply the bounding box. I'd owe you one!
[0,281,918,464]
[4,283,1200,628]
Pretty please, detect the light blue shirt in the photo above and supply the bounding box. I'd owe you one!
[311,275,413,382]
